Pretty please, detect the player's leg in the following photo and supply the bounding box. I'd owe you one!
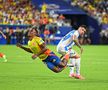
[74,56,85,79]
[67,49,76,77]
[48,62,64,73]
[57,53,69,67]
[43,60,65,73]
[43,53,69,73]
[56,48,69,67]
[57,45,67,59]
[75,57,81,76]
[0,53,7,62]
[68,58,76,77]
[50,51,69,68]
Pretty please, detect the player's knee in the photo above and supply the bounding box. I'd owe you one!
[76,54,80,59]
[59,62,66,67]
[72,54,80,59]
[52,67,62,73]
[52,69,60,73]
[54,70,60,73]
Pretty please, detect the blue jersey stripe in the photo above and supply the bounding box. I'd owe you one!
[62,30,75,42]
[64,41,74,51]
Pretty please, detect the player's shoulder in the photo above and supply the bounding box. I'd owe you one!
[73,30,79,35]
[28,40,31,46]
[68,30,76,34]
[33,36,41,41]
[35,36,44,43]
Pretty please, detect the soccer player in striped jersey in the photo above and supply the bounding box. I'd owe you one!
[16,26,69,73]
[0,30,7,62]
[57,25,87,79]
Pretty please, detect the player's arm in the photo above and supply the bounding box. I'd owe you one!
[0,31,6,39]
[72,35,83,54]
[32,43,47,59]
[16,43,33,53]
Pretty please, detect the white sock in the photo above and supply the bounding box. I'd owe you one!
[75,58,81,76]
[69,58,75,75]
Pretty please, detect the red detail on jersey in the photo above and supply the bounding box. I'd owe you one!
[44,49,51,55]
[44,49,56,56]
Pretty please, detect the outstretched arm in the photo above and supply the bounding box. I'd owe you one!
[0,31,6,39]
[16,43,33,53]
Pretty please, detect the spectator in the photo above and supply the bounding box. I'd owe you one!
[44,28,50,44]
[41,2,47,13]
[15,27,23,44]
[4,27,12,44]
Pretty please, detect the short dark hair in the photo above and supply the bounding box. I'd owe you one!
[30,25,40,36]
[80,25,88,31]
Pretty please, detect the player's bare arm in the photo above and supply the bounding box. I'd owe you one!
[0,31,6,39]
[72,35,83,54]
[16,43,33,53]
[32,43,47,59]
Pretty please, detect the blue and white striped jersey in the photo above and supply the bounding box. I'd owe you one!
[57,30,79,51]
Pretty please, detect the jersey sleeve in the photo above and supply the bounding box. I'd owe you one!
[73,31,78,36]
[72,31,79,40]
[36,37,44,45]
[28,41,30,46]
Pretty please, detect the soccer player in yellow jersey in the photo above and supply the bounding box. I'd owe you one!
[0,30,7,62]
[16,26,69,73]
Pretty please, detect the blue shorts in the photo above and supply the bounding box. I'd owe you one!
[42,52,61,71]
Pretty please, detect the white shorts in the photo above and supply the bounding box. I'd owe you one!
[57,45,76,57]
[68,49,76,57]
[57,45,67,55]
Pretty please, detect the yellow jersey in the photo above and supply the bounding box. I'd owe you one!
[28,36,48,60]
[41,4,47,12]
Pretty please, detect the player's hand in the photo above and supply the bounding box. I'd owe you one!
[32,54,38,59]
[16,43,22,48]
[80,47,83,54]
[3,35,6,39]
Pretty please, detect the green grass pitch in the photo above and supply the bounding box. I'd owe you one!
[0,45,108,90]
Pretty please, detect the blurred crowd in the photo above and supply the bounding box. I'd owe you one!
[0,0,99,45]
[71,0,108,25]
[0,27,28,44]
[70,0,108,44]
[0,0,71,26]
[0,0,38,25]
[100,30,108,44]
[0,0,72,44]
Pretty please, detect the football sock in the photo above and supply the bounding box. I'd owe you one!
[69,58,75,75]
[75,58,81,76]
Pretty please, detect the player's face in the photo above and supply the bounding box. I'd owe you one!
[28,29,36,40]
[79,27,86,35]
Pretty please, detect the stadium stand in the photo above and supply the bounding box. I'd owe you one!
[70,0,108,44]
[0,0,107,44]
